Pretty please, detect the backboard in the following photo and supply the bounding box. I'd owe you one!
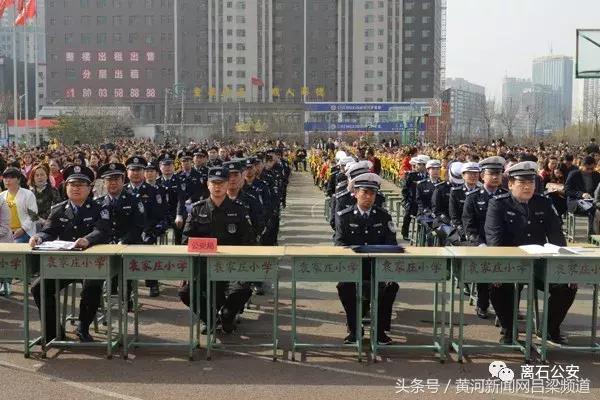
[576,29,600,79]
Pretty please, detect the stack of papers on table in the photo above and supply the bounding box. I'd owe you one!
[519,243,594,255]
[34,240,80,251]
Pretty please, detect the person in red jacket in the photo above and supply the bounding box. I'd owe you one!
[366,147,381,175]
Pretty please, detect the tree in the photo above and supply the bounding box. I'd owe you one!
[0,93,13,139]
[480,98,495,141]
[48,107,134,145]
[498,97,519,139]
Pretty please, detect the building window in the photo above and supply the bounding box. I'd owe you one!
[404,71,414,79]
[80,16,91,25]
[65,33,74,44]
[405,30,414,38]
[405,1,414,10]
[236,16,246,23]
[236,57,245,64]
[404,84,413,92]
[227,57,233,63]
[404,57,413,65]
[365,1,374,9]
[236,43,245,50]
[80,0,89,6]
[81,33,92,44]
[97,0,107,7]
[421,44,430,52]
[422,16,431,24]
[227,29,233,36]
[365,70,375,78]
[421,57,429,65]
[97,16,107,25]
[128,32,138,43]
[421,85,430,92]
[421,71,430,79]
[404,16,414,24]
[65,68,76,80]
[113,15,122,25]
[365,29,374,37]
[364,15,375,23]
[97,33,107,45]
[145,0,153,7]
[404,43,414,51]
[365,42,374,51]
[236,29,246,37]
[422,30,430,38]
[422,2,431,10]
[227,70,233,77]
[365,56,374,65]
[145,33,154,44]
[364,84,374,92]
[145,15,154,26]
[226,43,233,49]
[64,16,73,25]
[236,70,246,78]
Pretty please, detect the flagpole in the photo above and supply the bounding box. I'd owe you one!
[12,3,18,145]
[23,17,29,145]
[34,9,38,146]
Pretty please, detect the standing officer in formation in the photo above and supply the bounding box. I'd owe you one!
[29,166,111,342]
[157,153,186,245]
[416,159,441,215]
[431,161,463,219]
[126,156,166,296]
[334,173,398,345]
[462,156,507,319]
[449,162,481,230]
[179,166,256,333]
[485,161,577,345]
[401,155,428,240]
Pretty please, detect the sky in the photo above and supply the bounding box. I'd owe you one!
[446,0,600,101]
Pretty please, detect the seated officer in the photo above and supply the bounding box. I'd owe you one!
[334,173,399,345]
[29,166,111,342]
[485,161,577,345]
[179,166,256,333]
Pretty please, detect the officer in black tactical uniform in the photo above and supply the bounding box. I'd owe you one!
[157,153,185,244]
[462,156,507,319]
[260,153,282,246]
[485,161,577,345]
[30,166,111,342]
[179,166,256,333]
[335,173,399,345]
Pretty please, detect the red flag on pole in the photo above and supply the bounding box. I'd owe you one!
[0,0,15,19]
[251,76,264,87]
[14,0,34,26]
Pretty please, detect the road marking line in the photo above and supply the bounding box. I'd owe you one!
[0,360,145,400]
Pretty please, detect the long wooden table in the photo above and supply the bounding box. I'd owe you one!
[447,247,537,363]
[120,245,199,360]
[286,246,365,361]
[369,247,451,362]
[0,244,39,358]
[204,246,284,361]
[36,244,125,359]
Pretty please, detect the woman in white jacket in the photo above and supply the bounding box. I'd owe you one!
[1,167,37,296]
[0,196,12,295]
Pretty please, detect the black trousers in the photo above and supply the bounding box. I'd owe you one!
[31,278,104,340]
[476,283,490,310]
[178,274,252,324]
[261,213,280,246]
[337,281,399,333]
[401,204,417,238]
[490,281,576,337]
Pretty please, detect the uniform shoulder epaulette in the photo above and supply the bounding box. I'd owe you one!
[191,199,206,207]
[451,186,463,191]
[335,189,350,199]
[234,198,250,209]
[52,200,68,210]
[416,178,428,185]
[494,193,510,199]
[373,204,389,214]
[434,181,447,188]
[337,205,354,217]
[466,188,480,196]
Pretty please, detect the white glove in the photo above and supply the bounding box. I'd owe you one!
[175,215,184,229]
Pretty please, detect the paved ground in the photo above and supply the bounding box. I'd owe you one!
[0,171,598,399]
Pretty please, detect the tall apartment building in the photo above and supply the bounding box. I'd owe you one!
[582,78,600,123]
[532,55,573,126]
[442,78,486,139]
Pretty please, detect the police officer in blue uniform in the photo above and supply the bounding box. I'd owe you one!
[401,155,428,240]
[179,166,256,333]
[29,166,111,342]
[462,156,507,319]
[431,161,463,219]
[485,161,577,345]
[449,162,481,230]
[335,173,399,345]
[126,156,166,297]
[416,159,441,215]
[260,153,282,246]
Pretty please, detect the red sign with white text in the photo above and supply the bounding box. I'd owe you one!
[187,237,218,254]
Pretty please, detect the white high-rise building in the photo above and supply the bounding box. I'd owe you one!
[582,78,600,123]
